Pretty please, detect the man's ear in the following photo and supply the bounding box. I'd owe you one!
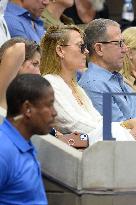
[22,100,32,117]
[56,45,64,59]
[93,43,103,57]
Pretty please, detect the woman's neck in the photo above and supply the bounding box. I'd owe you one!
[46,3,66,20]
[59,70,74,86]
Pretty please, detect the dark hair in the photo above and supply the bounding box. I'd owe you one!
[6,74,51,116]
[0,37,40,63]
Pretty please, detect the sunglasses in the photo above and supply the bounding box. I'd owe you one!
[61,43,87,54]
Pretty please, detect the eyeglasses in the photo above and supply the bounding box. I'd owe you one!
[61,43,87,54]
[98,40,125,48]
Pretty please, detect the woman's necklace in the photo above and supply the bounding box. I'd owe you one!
[69,81,84,106]
[59,74,84,106]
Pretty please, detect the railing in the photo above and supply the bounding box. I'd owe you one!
[103,92,136,141]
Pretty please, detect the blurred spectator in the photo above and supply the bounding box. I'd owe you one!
[41,0,74,29]
[64,0,108,26]
[0,0,10,47]
[4,0,49,43]
[120,27,136,91]
[0,38,41,121]
[19,40,41,75]
[0,41,25,121]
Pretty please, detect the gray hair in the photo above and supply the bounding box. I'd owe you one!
[84,18,120,56]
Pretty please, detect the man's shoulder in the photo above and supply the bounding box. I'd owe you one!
[79,70,108,91]
[0,130,16,157]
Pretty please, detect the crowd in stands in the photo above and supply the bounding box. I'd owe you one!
[1,0,136,204]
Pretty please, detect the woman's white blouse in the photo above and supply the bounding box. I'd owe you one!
[44,74,135,145]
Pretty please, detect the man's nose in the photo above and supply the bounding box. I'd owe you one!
[52,107,57,118]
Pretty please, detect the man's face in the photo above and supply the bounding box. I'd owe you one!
[28,86,57,135]
[22,0,49,17]
[99,25,127,72]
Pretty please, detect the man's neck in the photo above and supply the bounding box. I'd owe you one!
[90,57,116,73]
[7,117,31,141]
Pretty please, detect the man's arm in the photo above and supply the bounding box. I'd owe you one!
[0,42,25,108]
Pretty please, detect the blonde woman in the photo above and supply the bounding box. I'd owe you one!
[40,25,136,145]
[120,27,136,91]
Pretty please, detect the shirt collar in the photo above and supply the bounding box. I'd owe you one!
[6,2,43,24]
[0,118,34,153]
[88,62,123,81]
[88,62,113,80]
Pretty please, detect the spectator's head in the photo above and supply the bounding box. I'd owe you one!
[40,25,88,76]
[0,37,41,74]
[19,40,41,74]
[121,27,136,81]
[85,18,127,72]
[6,74,57,135]
[12,0,49,17]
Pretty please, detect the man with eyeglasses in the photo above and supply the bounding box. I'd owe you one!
[79,18,136,122]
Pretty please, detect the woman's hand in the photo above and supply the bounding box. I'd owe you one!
[120,118,136,129]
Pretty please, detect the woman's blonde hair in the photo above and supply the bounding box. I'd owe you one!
[40,25,84,76]
[121,27,136,81]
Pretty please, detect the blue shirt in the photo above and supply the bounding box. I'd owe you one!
[79,62,136,122]
[0,119,48,205]
[4,2,45,43]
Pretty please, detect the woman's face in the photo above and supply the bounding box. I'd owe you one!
[19,51,41,75]
[60,30,88,72]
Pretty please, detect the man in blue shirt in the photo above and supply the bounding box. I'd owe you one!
[4,0,49,43]
[79,18,136,122]
[0,74,57,204]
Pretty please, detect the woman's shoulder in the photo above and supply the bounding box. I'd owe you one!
[43,74,68,90]
[43,74,60,82]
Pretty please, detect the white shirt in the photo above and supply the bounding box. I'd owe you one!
[0,0,10,47]
[44,74,135,145]
[0,106,6,124]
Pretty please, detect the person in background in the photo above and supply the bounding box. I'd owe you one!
[0,74,56,204]
[0,0,10,46]
[19,39,41,75]
[64,0,108,27]
[79,18,136,122]
[0,41,25,121]
[120,27,136,91]
[4,0,49,43]
[0,37,41,121]
[40,25,136,145]
[41,0,74,30]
